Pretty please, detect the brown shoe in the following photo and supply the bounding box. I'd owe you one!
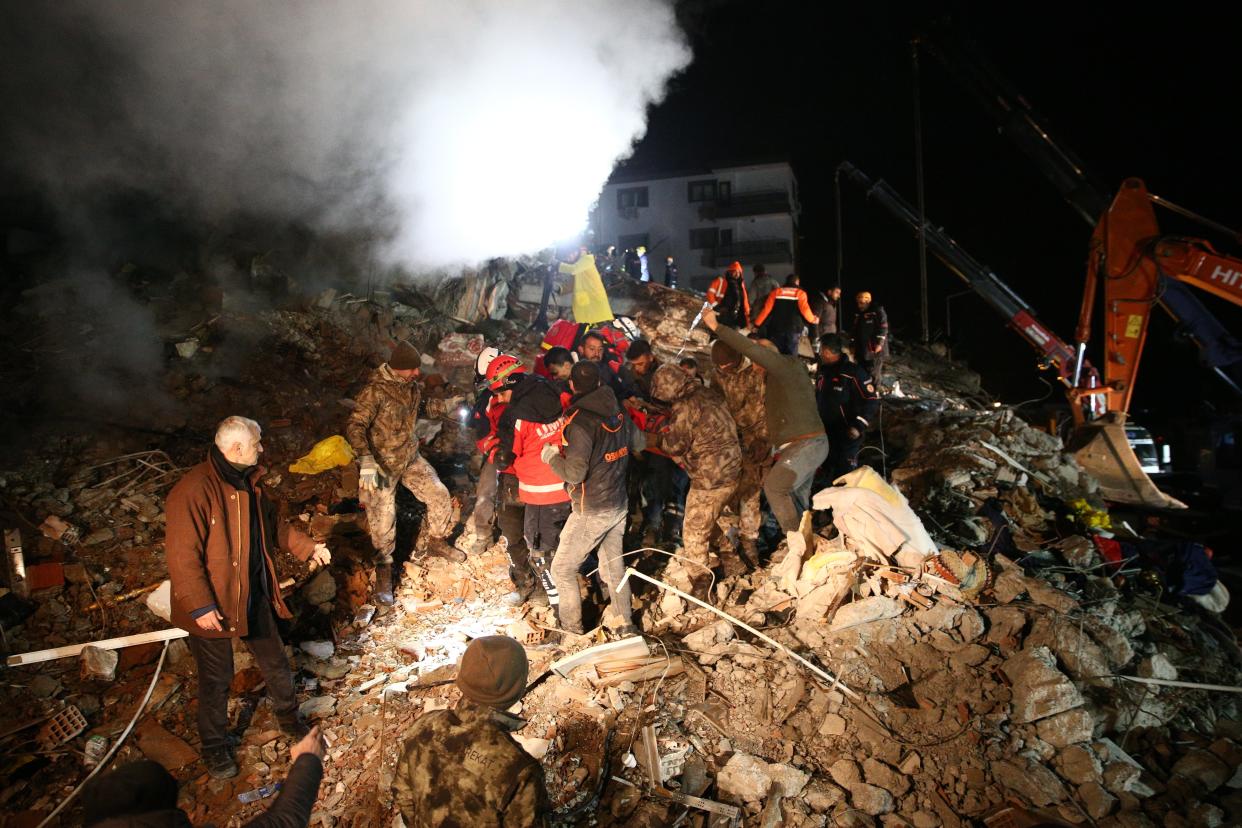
[426,539,466,563]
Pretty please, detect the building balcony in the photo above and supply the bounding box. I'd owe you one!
[701,239,794,267]
[698,190,791,220]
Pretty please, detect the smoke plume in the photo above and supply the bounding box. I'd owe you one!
[0,0,691,267]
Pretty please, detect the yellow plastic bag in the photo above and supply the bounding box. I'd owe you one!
[289,435,355,475]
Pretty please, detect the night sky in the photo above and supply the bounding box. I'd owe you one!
[629,1,1242,419]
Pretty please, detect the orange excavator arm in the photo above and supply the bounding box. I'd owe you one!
[1075,178,1242,418]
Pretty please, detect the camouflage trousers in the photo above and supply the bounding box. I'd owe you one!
[682,481,737,567]
[360,455,453,564]
[728,450,769,542]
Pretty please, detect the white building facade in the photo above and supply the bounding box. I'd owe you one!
[592,162,800,293]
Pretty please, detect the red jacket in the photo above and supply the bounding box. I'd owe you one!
[512,416,570,504]
[626,405,672,459]
[475,396,507,463]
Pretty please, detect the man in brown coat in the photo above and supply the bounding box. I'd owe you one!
[394,636,551,827]
[346,341,461,605]
[649,364,742,593]
[166,416,331,779]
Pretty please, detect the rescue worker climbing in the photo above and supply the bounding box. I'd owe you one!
[711,338,773,567]
[706,261,751,329]
[751,274,819,355]
[648,363,742,592]
[346,341,461,606]
[815,333,880,479]
[491,354,569,606]
[702,308,828,534]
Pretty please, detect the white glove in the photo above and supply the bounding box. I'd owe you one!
[359,455,378,488]
[310,543,332,569]
[540,442,559,464]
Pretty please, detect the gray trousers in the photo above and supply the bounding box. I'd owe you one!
[550,507,631,633]
[764,435,830,532]
[471,460,499,539]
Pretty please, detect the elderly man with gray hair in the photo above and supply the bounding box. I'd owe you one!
[165,416,331,779]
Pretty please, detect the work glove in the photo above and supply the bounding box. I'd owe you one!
[310,543,332,570]
[359,455,379,489]
[540,442,560,465]
[847,426,862,440]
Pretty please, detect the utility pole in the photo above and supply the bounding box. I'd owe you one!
[912,42,930,344]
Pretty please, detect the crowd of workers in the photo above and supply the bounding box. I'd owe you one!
[87,253,890,826]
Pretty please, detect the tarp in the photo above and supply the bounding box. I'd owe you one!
[289,435,355,475]
[812,478,938,570]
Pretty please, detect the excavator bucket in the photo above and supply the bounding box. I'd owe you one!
[1068,414,1186,510]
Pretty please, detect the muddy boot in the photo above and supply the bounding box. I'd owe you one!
[373,564,394,606]
[426,538,466,563]
[203,746,238,780]
[689,571,714,604]
[738,537,760,570]
[504,567,537,607]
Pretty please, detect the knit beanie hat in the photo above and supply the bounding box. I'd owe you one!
[457,635,528,709]
[389,341,422,370]
[82,760,179,825]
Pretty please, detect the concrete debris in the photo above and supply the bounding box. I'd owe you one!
[848,782,896,816]
[79,645,118,681]
[830,596,904,631]
[1003,646,1085,723]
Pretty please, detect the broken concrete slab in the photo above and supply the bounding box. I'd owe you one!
[992,758,1067,807]
[1002,646,1085,724]
[847,782,895,816]
[831,597,904,632]
[863,757,910,798]
[1035,707,1096,748]
[135,721,198,770]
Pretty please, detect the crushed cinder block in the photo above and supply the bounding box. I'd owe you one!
[1002,646,1084,723]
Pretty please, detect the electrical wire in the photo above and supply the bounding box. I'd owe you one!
[37,641,170,828]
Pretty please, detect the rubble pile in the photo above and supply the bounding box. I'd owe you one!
[2,259,1240,827]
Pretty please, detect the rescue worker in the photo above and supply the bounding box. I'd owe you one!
[664,255,678,288]
[815,285,842,336]
[751,274,819,356]
[166,416,331,778]
[706,261,751,329]
[579,329,636,400]
[544,362,638,635]
[649,364,742,592]
[346,341,461,606]
[558,245,615,325]
[816,333,880,479]
[749,264,779,328]
[492,355,568,606]
[852,290,889,383]
[467,347,503,553]
[636,245,651,282]
[678,357,703,383]
[702,308,829,533]
[711,339,772,566]
[394,636,552,827]
[619,338,659,403]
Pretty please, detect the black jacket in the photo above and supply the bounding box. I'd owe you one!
[548,385,631,513]
[494,375,564,470]
[468,387,496,441]
[852,305,889,357]
[815,358,879,431]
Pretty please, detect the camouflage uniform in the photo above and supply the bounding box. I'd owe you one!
[712,358,772,543]
[650,365,741,566]
[346,364,454,563]
[393,699,551,828]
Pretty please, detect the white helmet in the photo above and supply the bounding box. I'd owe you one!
[475,346,501,377]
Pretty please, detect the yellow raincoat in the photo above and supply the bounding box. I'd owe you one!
[559,254,614,324]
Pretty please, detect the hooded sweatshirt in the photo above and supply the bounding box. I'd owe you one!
[547,385,630,513]
[650,364,742,488]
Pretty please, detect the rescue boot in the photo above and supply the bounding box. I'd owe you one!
[277,713,310,741]
[425,538,466,563]
[738,537,760,569]
[203,746,238,780]
[504,567,537,607]
[373,564,394,606]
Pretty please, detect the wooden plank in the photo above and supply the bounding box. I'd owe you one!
[593,658,684,688]
[5,627,188,667]
[551,636,649,678]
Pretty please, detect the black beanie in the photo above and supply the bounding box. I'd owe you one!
[82,760,179,825]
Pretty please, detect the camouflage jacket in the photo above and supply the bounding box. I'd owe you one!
[712,359,770,450]
[345,364,440,477]
[393,700,551,828]
[650,364,741,488]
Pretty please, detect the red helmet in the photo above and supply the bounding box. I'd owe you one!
[485,354,526,391]
[727,261,743,275]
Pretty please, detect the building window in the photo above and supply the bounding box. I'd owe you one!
[717,181,732,204]
[616,187,649,210]
[689,228,719,250]
[618,233,649,253]
[687,180,718,203]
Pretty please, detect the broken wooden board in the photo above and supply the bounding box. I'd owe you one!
[593,657,685,688]
[551,636,648,678]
